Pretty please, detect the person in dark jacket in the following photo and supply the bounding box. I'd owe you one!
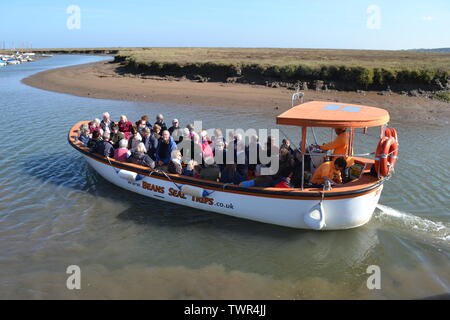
[128,142,155,168]
[91,132,114,158]
[78,127,91,146]
[87,130,102,148]
[154,114,168,132]
[110,123,124,149]
[156,130,177,166]
[141,127,158,160]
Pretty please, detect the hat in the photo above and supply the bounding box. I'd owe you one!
[173,118,179,123]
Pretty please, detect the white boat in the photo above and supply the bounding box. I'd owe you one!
[0,61,6,67]
[6,59,20,65]
[68,100,398,230]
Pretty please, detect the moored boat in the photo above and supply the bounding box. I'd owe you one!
[68,100,398,230]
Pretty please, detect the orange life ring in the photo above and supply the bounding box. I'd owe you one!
[385,128,398,143]
[374,136,388,175]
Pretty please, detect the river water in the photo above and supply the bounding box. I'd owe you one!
[0,55,449,299]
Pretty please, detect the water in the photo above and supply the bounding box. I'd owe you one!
[0,55,449,299]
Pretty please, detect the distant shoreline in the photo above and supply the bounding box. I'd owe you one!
[22,60,450,125]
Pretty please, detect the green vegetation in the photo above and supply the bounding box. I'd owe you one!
[114,48,450,90]
[433,91,450,102]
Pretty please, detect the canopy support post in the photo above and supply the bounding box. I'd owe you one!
[301,127,307,190]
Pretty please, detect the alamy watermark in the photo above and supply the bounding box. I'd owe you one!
[66,265,81,290]
[66,5,81,30]
[366,265,381,290]
[366,5,381,30]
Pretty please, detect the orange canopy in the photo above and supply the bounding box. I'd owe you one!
[276,101,390,128]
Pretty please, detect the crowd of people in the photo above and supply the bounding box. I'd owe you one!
[77,112,353,189]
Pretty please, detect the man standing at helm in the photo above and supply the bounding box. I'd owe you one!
[314,128,353,164]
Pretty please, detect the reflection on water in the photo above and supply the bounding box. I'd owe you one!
[0,55,449,299]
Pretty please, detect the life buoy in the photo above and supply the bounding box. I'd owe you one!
[374,136,388,175]
[375,132,399,176]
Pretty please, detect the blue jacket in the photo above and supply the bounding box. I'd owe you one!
[79,135,90,146]
[142,135,158,160]
[155,136,177,164]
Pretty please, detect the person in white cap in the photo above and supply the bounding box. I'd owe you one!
[169,118,182,143]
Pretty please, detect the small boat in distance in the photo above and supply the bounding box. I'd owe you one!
[68,99,398,230]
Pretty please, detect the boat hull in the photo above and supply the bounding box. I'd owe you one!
[83,154,383,230]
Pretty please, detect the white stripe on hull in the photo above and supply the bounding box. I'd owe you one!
[85,156,382,230]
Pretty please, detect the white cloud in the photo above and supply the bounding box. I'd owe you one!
[421,16,434,21]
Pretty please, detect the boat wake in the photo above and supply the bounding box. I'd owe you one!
[375,204,450,247]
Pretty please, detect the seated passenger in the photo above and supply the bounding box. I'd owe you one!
[154,114,168,132]
[128,142,155,168]
[100,112,112,134]
[114,139,130,162]
[152,124,162,141]
[182,160,198,177]
[220,164,237,184]
[91,132,114,158]
[168,150,183,175]
[168,119,181,140]
[273,167,293,188]
[110,123,124,148]
[140,115,152,130]
[155,130,177,166]
[136,120,148,135]
[311,157,347,186]
[141,127,158,160]
[200,157,221,182]
[201,130,214,159]
[87,130,102,148]
[89,118,103,135]
[129,127,142,152]
[118,115,133,139]
[78,127,91,146]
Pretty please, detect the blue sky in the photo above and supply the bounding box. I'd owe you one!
[1,0,449,50]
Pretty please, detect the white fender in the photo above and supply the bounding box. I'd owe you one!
[304,202,326,230]
[180,185,207,198]
[117,169,138,182]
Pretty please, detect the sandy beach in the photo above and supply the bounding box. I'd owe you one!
[22,60,450,125]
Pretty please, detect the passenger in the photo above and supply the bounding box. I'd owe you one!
[168,150,183,175]
[91,132,114,158]
[136,120,147,135]
[212,128,226,147]
[186,123,196,138]
[114,139,130,162]
[118,115,133,139]
[152,124,162,141]
[128,127,143,152]
[154,114,168,132]
[140,115,152,130]
[193,164,202,179]
[200,157,221,182]
[182,160,197,177]
[110,123,124,148]
[128,142,155,168]
[314,128,349,160]
[247,134,261,172]
[273,167,293,188]
[141,127,158,160]
[220,164,237,184]
[191,133,203,162]
[239,175,274,188]
[213,140,226,170]
[281,138,295,155]
[89,118,103,135]
[87,130,102,148]
[200,130,214,159]
[155,130,177,166]
[311,157,347,186]
[78,127,91,146]
[168,118,180,137]
[235,164,248,185]
[100,112,112,134]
